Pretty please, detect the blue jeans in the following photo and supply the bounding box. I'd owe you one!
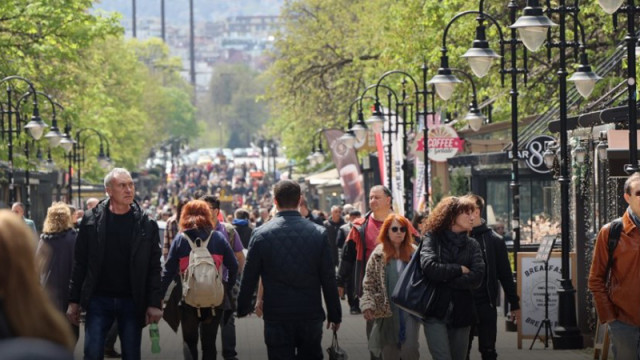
[263,319,323,360]
[608,320,640,360]
[84,297,142,360]
[423,317,470,360]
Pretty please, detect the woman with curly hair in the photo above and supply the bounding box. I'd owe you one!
[37,202,77,314]
[360,213,420,359]
[420,196,485,360]
[0,210,75,353]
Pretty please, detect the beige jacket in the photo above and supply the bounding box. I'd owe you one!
[360,244,416,319]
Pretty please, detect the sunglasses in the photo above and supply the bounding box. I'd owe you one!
[390,226,407,233]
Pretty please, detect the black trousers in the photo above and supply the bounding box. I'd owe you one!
[181,305,222,360]
[263,319,323,360]
[467,302,498,360]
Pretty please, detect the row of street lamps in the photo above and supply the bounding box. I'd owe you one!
[0,75,113,212]
[305,0,640,349]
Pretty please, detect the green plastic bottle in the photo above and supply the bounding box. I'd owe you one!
[149,323,161,354]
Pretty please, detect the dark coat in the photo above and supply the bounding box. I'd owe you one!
[420,231,484,327]
[336,212,372,296]
[237,210,341,324]
[323,217,346,266]
[38,229,77,313]
[232,219,253,249]
[68,199,162,328]
[470,222,520,310]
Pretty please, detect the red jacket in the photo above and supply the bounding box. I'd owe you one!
[588,211,640,326]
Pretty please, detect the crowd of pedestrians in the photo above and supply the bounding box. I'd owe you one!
[5,154,638,360]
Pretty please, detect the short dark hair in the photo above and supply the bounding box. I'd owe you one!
[349,210,362,217]
[371,185,392,199]
[273,180,301,209]
[200,194,220,210]
[624,172,640,194]
[464,193,485,211]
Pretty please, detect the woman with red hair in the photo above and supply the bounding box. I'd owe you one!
[360,214,420,359]
[161,200,238,360]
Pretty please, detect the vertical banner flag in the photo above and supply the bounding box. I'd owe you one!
[391,126,405,216]
[324,129,366,212]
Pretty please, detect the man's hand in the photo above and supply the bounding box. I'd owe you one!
[254,299,263,318]
[338,287,344,299]
[66,303,80,326]
[146,306,163,325]
[461,265,470,274]
[363,309,374,321]
[326,321,340,332]
[510,309,521,324]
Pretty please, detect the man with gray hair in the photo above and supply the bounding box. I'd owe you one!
[68,168,163,359]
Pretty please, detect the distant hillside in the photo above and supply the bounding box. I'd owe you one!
[92,0,284,23]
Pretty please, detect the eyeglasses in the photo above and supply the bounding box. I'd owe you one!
[390,226,407,233]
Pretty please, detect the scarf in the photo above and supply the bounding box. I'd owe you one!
[443,230,468,259]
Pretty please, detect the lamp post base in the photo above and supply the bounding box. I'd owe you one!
[552,280,583,350]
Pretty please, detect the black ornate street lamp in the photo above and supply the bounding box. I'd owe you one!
[371,67,433,219]
[0,76,47,204]
[307,129,326,167]
[434,1,525,287]
[15,91,65,210]
[597,0,640,173]
[72,128,112,205]
[513,0,601,349]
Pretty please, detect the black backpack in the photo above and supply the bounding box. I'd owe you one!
[604,218,623,286]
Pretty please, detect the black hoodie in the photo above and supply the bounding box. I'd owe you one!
[470,221,520,310]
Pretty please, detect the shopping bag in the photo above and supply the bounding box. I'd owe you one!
[326,330,347,360]
[390,240,440,319]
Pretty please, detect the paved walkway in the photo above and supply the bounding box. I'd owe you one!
[73,301,599,359]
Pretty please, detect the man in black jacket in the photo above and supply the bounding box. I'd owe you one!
[465,194,520,360]
[323,205,346,267]
[237,180,341,359]
[67,168,163,360]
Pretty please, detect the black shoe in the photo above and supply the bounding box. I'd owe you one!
[350,308,361,315]
[104,348,121,358]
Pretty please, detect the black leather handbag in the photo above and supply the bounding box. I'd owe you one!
[326,330,347,360]
[390,239,440,319]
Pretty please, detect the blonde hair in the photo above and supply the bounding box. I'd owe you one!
[42,202,74,234]
[0,210,75,350]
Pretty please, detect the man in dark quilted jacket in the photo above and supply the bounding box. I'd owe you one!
[237,180,341,359]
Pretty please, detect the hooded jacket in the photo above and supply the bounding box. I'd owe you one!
[68,199,162,328]
[470,222,520,310]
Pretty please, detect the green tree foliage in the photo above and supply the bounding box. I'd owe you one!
[0,0,196,182]
[265,0,620,165]
[200,64,269,148]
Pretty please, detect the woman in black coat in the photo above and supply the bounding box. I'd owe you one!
[419,196,485,360]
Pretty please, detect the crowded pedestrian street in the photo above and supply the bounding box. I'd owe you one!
[72,301,595,360]
[3,0,640,359]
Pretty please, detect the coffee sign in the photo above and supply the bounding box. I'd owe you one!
[412,124,464,162]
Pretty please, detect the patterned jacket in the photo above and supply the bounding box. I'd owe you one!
[360,243,417,319]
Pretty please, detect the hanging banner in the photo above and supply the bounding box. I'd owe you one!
[391,128,405,216]
[324,129,365,212]
[413,158,425,212]
[376,132,386,188]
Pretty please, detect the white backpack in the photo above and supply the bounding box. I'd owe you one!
[181,231,224,312]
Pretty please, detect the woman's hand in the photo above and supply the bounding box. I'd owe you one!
[461,265,470,274]
[363,309,374,321]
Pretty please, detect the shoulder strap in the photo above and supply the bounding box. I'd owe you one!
[181,232,197,250]
[605,218,622,282]
[202,230,214,247]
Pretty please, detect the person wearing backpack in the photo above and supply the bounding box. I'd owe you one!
[589,172,640,360]
[161,200,238,360]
